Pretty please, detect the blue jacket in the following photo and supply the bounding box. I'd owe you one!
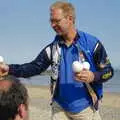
[8,31,114,112]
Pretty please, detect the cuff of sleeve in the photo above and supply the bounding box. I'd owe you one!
[8,64,14,75]
[93,72,102,82]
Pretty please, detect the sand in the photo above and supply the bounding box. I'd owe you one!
[26,85,120,120]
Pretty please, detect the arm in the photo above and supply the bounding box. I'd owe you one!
[0,46,52,78]
[8,47,52,78]
[93,41,114,83]
[75,41,114,84]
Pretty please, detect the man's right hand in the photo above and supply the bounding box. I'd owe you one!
[0,63,9,77]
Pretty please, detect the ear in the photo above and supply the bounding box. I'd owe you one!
[18,104,28,119]
[67,15,74,24]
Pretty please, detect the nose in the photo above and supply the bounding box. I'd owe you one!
[51,22,56,28]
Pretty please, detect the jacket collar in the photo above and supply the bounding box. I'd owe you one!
[56,30,80,46]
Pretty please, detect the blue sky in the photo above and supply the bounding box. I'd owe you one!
[0,0,120,68]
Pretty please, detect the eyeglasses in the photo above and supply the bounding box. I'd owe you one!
[50,17,65,25]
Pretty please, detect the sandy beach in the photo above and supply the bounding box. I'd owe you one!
[26,85,120,120]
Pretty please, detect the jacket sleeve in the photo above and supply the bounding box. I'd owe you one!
[93,41,114,83]
[8,45,52,78]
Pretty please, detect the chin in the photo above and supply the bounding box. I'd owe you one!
[56,32,62,36]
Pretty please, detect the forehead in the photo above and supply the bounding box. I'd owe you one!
[0,80,12,91]
[50,8,64,18]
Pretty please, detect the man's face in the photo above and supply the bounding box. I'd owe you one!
[50,8,72,36]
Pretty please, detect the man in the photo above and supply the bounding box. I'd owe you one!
[0,1,113,120]
[0,75,29,120]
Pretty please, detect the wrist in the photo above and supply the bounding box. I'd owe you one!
[89,71,95,83]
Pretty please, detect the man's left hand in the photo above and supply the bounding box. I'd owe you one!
[75,70,95,83]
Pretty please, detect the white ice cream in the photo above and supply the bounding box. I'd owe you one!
[72,61,83,73]
[0,56,4,63]
[83,61,90,70]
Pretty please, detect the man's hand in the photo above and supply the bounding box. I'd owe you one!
[0,63,9,77]
[75,69,95,83]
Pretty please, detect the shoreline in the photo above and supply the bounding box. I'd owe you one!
[26,85,120,120]
[26,84,120,94]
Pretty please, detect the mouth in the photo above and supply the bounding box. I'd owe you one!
[54,26,63,32]
[54,28,61,33]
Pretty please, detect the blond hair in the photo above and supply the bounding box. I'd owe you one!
[50,1,76,23]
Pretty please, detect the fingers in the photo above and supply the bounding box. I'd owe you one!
[0,71,8,77]
[0,63,9,77]
[75,70,94,83]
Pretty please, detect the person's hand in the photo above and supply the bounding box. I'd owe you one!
[75,69,94,83]
[0,63,9,77]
